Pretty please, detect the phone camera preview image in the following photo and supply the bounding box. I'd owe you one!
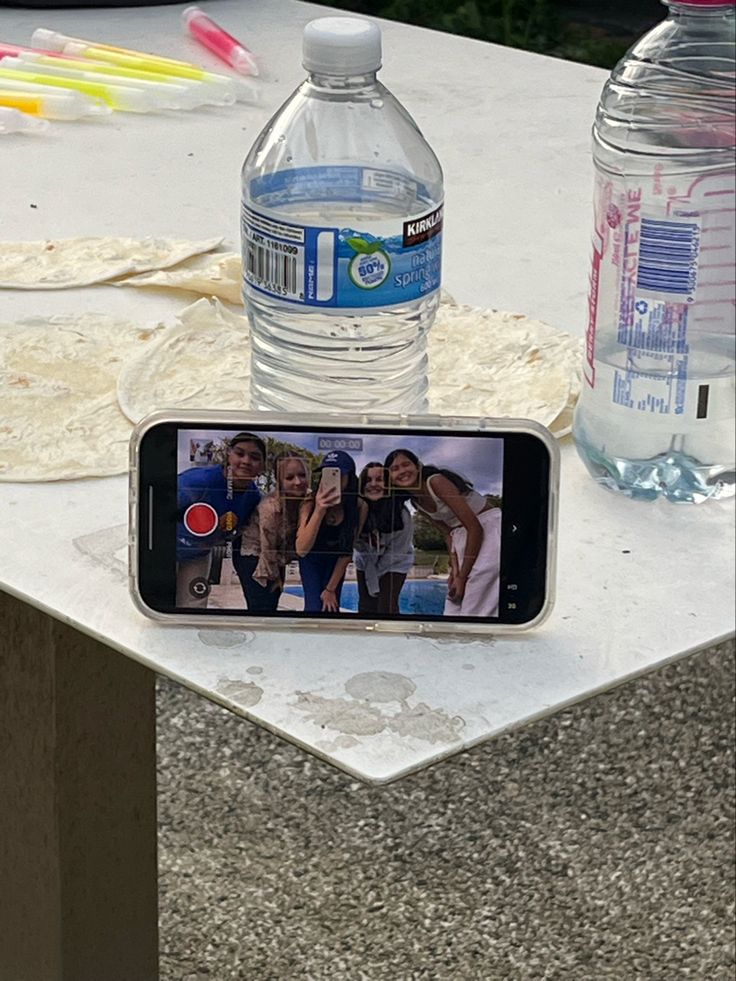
[137,420,552,627]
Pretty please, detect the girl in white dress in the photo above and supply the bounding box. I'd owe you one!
[384,448,501,618]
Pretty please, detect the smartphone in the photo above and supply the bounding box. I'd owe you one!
[319,466,342,504]
[129,410,559,634]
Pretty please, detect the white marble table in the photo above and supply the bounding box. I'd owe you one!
[1,2,734,978]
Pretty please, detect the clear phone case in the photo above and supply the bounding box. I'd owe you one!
[128,409,560,635]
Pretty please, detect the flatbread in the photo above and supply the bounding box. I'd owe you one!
[112,252,581,434]
[0,313,165,480]
[118,298,581,432]
[0,298,582,482]
[0,236,222,289]
[548,403,574,439]
[116,252,242,304]
[428,303,582,429]
[116,298,251,423]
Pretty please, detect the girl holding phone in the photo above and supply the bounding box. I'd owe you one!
[354,462,414,615]
[296,450,366,613]
[237,452,310,612]
[384,448,501,617]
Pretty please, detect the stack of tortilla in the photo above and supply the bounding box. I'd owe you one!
[0,238,582,481]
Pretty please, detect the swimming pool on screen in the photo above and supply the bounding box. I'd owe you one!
[284,579,448,615]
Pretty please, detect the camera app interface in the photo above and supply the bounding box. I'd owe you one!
[175,427,504,620]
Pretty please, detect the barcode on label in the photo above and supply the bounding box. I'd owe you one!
[636,217,699,296]
[245,239,303,300]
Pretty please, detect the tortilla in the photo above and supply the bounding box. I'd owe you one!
[118,297,581,432]
[116,298,251,423]
[428,303,582,429]
[0,298,582,482]
[547,403,574,439]
[0,313,165,481]
[118,261,448,310]
[116,252,242,304]
[0,236,222,289]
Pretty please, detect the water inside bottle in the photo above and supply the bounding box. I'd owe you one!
[574,338,735,502]
[245,197,439,413]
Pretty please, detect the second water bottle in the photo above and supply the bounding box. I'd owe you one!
[573,0,735,502]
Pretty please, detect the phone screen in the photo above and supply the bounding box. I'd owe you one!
[135,419,554,626]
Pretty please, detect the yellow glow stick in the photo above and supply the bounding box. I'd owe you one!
[0,66,157,112]
[35,27,220,72]
[3,56,196,111]
[0,90,43,113]
[13,51,235,109]
[34,30,227,82]
[0,76,110,114]
[14,51,232,107]
[32,29,254,102]
[0,86,110,120]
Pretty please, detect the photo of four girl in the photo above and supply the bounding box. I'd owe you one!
[175,429,503,619]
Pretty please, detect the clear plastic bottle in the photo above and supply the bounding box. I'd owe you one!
[573,0,735,502]
[240,17,443,412]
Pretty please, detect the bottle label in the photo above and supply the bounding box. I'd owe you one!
[241,166,443,309]
[585,169,735,425]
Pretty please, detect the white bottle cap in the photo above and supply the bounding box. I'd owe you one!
[302,17,381,75]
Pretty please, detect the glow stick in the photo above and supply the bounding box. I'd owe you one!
[0,85,110,119]
[31,29,256,103]
[0,105,48,133]
[0,66,157,113]
[5,54,199,110]
[182,6,259,76]
[33,29,235,96]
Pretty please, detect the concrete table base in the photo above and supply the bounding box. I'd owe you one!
[0,591,158,981]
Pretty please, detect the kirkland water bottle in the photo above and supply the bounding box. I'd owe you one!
[573,0,735,502]
[241,17,443,412]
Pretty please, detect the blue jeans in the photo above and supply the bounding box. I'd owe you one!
[299,552,345,612]
[232,553,281,613]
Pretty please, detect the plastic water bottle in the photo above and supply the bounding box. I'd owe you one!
[573,0,735,503]
[240,17,443,412]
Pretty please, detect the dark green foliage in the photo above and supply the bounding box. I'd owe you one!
[310,0,646,69]
[412,512,447,551]
[261,437,324,493]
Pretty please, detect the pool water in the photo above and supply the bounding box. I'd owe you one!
[284,579,448,615]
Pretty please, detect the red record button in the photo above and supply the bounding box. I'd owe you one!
[183,502,219,537]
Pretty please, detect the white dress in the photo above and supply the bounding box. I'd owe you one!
[415,475,501,618]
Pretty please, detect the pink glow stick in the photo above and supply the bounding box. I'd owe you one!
[182,7,259,77]
[0,42,66,60]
